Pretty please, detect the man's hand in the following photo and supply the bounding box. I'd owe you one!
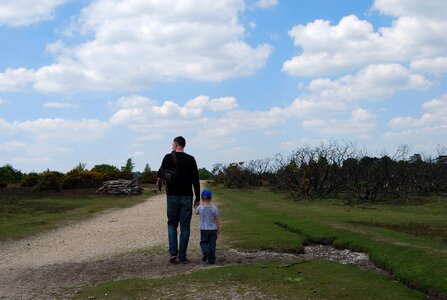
[194,199,200,208]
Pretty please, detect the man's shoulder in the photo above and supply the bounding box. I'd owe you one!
[178,152,196,161]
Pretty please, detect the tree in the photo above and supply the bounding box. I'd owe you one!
[198,167,213,180]
[0,164,23,183]
[121,158,135,172]
[91,164,119,173]
[139,163,157,184]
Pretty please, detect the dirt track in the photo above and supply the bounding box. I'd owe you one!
[0,192,204,299]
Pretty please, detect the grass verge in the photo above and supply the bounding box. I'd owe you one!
[215,187,447,299]
[78,259,424,300]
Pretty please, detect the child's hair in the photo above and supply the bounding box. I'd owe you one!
[201,189,212,200]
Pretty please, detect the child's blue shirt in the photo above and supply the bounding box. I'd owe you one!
[195,204,219,230]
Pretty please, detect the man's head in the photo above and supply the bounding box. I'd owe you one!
[201,189,212,201]
[172,136,186,151]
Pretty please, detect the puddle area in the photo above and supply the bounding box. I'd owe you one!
[301,245,387,275]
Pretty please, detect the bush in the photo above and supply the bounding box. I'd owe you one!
[20,172,40,187]
[139,170,158,184]
[0,164,22,183]
[33,171,64,192]
[91,164,119,173]
[199,167,214,180]
[60,170,106,189]
[0,179,7,188]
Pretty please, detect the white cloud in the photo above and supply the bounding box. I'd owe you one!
[109,94,287,138]
[373,0,447,20]
[0,68,35,92]
[302,108,376,135]
[0,0,69,27]
[289,98,348,118]
[110,95,238,125]
[287,64,429,118]
[389,94,447,128]
[252,0,278,9]
[411,56,447,74]
[26,0,272,92]
[44,102,79,109]
[0,118,109,142]
[307,64,430,101]
[282,1,447,77]
[0,140,26,151]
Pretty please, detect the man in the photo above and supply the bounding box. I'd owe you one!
[157,136,200,264]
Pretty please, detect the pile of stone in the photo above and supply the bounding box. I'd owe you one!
[96,179,143,195]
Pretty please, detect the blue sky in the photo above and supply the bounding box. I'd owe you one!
[1,0,446,173]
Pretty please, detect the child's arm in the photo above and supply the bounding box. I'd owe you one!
[215,215,220,234]
[195,205,201,215]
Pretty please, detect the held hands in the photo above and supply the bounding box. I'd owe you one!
[194,199,200,208]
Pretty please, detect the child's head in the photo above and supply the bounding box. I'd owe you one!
[201,189,212,202]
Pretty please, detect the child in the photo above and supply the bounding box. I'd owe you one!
[195,189,220,264]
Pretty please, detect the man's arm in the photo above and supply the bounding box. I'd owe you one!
[192,157,200,205]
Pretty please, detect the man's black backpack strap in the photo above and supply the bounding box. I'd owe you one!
[159,151,180,183]
[171,151,178,166]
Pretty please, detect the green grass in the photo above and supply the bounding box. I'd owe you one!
[214,187,447,298]
[78,260,424,300]
[0,186,154,241]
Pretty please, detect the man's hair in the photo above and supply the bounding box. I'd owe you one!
[173,136,186,148]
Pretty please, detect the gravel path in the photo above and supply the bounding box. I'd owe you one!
[0,192,201,298]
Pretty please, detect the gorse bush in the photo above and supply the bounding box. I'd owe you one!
[60,170,107,189]
[19,172,40,187]
[33,171,64,192]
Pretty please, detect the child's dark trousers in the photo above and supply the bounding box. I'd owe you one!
[200,229,218,263]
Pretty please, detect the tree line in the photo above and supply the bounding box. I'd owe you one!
[0,157,214,192]
[212,142,447,202]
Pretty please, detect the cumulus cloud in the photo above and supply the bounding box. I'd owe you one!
[0,68,35,92]
[306,64,430,101]
[22,0,272,92]
[282,0,447,76]
[287,64,429,118]
[252,0,278,9]
[0,0,69,27]
[372,0,447,20]
[109,94,287,137]
[302,108,376,135]
[0,140,27,151]
[389,94,447,128]
[43,102,79,109]
[110,95,238,125]
[411,57,447,74]
[0,118,109,142]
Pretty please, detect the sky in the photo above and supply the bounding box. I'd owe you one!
[0,0,446,173]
